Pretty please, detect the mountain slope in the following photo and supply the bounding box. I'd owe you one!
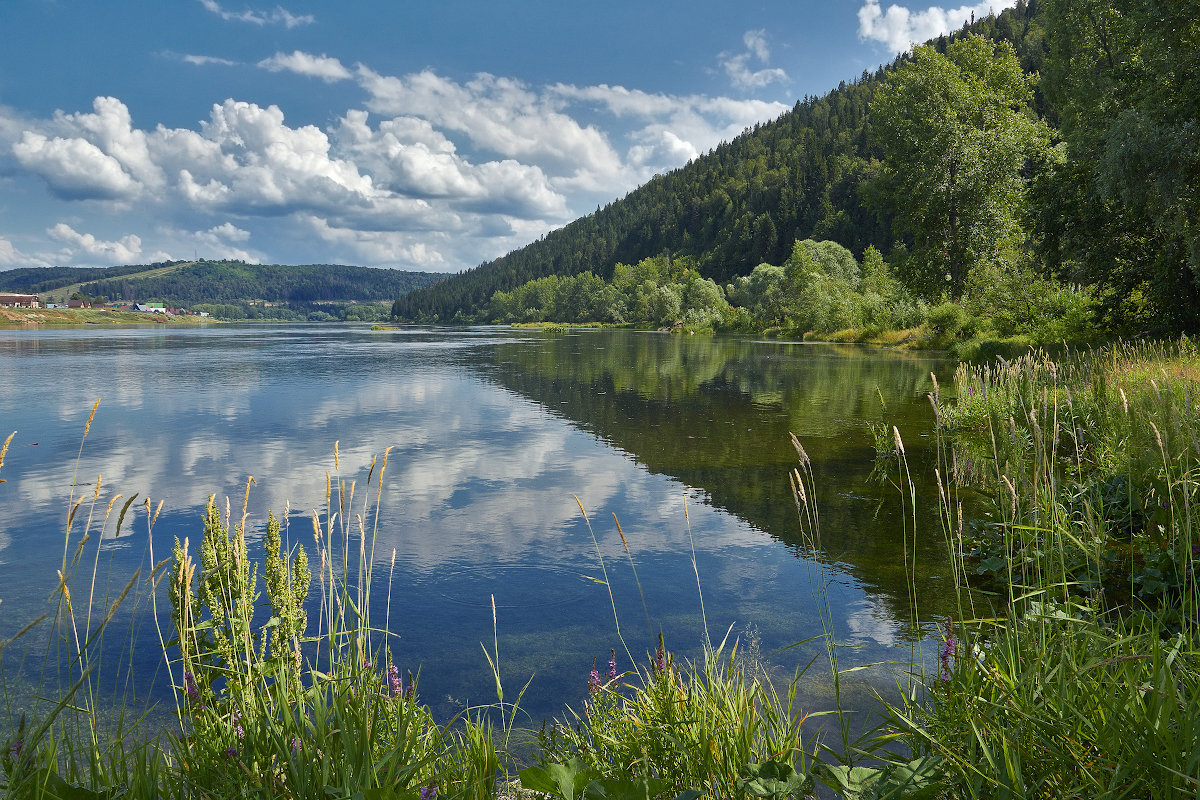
[393,2,1046,321]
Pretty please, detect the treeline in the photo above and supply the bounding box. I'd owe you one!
[186,300,402,323]
[480,243,914,333]
[481,240,1094,349]
[395,0,1200,337]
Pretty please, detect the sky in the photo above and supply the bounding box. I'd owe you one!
[0,0,1016,274]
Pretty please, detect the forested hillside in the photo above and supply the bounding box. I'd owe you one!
[72,261,443,306]
[4,260,447,321]
[395,0,1200,337]
[393,2,1048,322]
[0,264,167,294]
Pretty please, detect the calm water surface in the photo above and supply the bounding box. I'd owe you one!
[0,324,956,723]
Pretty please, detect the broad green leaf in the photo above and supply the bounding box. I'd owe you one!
[519,760,594,800]
[873,756,944,800]
[814,764,883,800]
[739,759,812,799]
[585,775,674,800]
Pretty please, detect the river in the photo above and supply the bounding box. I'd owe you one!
[0,324,957,724]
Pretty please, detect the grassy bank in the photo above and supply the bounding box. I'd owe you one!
[874,337,1200,796]
[0,307,213,327]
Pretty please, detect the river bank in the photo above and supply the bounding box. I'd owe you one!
[0,307,214,327]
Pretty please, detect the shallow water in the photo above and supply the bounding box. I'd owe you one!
[0,324,957,723]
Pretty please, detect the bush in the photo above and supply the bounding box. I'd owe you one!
[926,301,970,337]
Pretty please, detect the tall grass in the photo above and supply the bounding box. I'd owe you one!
[880,337,1200,798]
[535,631,817,800]
[1,428,508,799]
[1,404,173,798]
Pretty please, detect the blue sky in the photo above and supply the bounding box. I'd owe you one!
[0,0,1015,273]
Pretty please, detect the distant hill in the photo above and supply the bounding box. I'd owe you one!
[393,1,1046,321]
[1,264,162,294]
[2,260,448,319]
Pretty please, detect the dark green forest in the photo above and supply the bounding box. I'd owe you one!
[1,263,170,294]
[393,0,1200,338]
[78,261,444,306]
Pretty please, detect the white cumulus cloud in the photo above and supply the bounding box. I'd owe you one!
[258,51,352,83]
[191,223,257,261]
[720,30,790,90]
[858,0,1017,53]
[207,221,251,242]
[4,56,793,269]
[48,223,142,263]
[332,110,568,219]
[0,237,43,268]
[13,133,139,200]
[303,215,451,268]
[357,67,626,189]
[12,96,164,201]
[549,83,788,179]
[185,99,377,216]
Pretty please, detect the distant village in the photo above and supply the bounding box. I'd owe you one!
[0,293,209,317]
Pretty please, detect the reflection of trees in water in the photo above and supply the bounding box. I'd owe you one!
[484,331,960,623]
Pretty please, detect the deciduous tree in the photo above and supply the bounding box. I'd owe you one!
[870,34,1050,298]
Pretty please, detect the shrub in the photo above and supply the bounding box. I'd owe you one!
[926,301,969,337]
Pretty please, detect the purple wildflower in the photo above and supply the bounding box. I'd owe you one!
[404,681,415,701]
[291,736,302,755]
[654,645,666,673]
[608,648,617,681]
[967,385,975,397]
[588,660,601,695]
[225,746,238,759]
[938,624,957,681]
[9,739,21,757]
[388,664,404,697]
[420,783,438,800]
[183,671,199,703]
